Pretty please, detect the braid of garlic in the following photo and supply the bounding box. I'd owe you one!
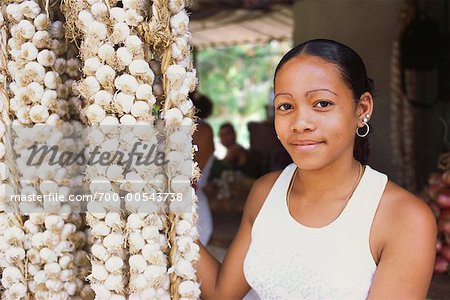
[72,1,127,299]
[73,0,161,298]
[163,1,201,299]
[111,1,172,299]
[4,2,84,299]
[0,6,29,299]
[3,1,52,299]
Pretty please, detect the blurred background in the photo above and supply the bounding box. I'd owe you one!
[188,0,450,298]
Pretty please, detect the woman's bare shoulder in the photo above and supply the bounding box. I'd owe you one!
[382,181,435,222]
[377,181,437,246]
[243,170,284,224]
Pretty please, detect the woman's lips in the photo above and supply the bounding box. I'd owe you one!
[290,140,324,152]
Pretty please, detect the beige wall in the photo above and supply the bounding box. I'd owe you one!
[293,0,404,180]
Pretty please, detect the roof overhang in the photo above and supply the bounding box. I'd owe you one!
[189,2,293,49]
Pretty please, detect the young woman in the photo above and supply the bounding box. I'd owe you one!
[196,39,437,299]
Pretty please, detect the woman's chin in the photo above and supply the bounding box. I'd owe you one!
[290,158,329,171]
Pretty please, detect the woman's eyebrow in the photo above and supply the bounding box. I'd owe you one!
[305,89,338,96]
[274,92,293,99]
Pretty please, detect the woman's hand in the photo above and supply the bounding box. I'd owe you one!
[196,171,282,299]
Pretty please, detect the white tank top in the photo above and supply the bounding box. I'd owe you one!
[243,163,388,300]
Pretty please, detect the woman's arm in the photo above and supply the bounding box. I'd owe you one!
[367,183,437,299]
[195,171,282,299]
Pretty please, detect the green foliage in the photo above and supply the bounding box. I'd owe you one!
[196,41,292,148]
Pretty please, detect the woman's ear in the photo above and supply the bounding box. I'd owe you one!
[356,92,374,123]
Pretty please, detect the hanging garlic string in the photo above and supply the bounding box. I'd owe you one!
[4,1,90,299]
[68,1,128,299]
[0,5,29,299]
[162,1,201,299]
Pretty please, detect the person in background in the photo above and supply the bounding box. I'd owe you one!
[220,122,264,179]
[192,93,214,245]
[219,122,248,167]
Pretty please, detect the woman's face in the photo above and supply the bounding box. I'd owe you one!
[274,54,360,170]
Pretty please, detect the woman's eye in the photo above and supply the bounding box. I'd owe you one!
[277,103,293,111]
[314,101,332,108]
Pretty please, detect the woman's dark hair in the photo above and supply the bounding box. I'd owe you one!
[274,39,374,164]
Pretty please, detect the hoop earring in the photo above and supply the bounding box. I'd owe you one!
[356,122,370,137]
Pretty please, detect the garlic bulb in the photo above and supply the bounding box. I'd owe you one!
[129,60,154,84]
[172,36,189,61]
[125,9,143,27]
[105,256,124,273]
[164,108,183,125]
[6,3,23,22]
[44,71,60,89]
[125,35,142,54]
[78,76,101,98]
[111,22,130,44]
[119,114,137,125]
[110,7,126,23]
[116,92,134,114]
[177,98,193,115]
[105,165,124,181]
[91,2,108,19]
[27,82,45,103]
[41,89,57,107]
[83,56,102,76]
[135,84,155,103]
[50,20,64,39]
[34,14,50,31]
[66,58,82,78]
[94,90,113,107]
[45,113,60,125]
[86,104,106,124]
[8,38,19,51]
[130,101,150,118]
[54,58,67,75]
[96,65,116,89]
[23,61,46,85]
[50,38,68,56]
[17,19,36,39]
[87,21,108,41]
[98,43,116,66]
[100,115,119,126]
[169,0,185,14]
[116,47,133,67]
[20,1,41,19]
[78,10,94,32]
[115,74,138,94]
[166,64,186,89]
[37,49,56,67]
[20,41,38,61]
[32,30,51,49]
[170,10,189,36]
[122,0,140,10]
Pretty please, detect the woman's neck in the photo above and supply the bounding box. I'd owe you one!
[293,158,362,205]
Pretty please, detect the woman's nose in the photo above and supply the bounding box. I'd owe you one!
[290,109,316,133]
